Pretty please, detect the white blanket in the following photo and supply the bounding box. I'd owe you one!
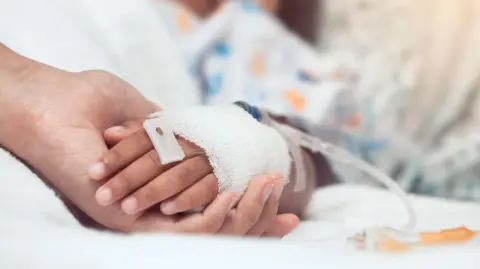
[1,147,479,269]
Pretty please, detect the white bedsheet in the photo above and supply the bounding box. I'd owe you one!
[1,147,479,269]
[297,184,480,238]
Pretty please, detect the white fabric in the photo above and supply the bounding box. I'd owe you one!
[0,0,201,109]
[173,1,348,125]
[294,185,480,240]
[161,105,291,197]
[318,0,480,196]
[1,147,480,269]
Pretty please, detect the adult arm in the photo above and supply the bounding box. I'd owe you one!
[0,43,158,230]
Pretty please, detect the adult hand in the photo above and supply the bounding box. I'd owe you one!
[0,50,155,230]
[0,44,299,235]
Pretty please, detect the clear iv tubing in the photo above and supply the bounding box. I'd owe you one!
[234,101,417,231]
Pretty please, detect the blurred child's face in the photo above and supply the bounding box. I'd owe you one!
[176,0,220,17]
[176,0,278,17]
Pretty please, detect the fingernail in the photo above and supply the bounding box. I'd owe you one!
[108,126,124,134]
[161,201,177,215]
[89,162,106,179]
[262,182,274,204]
[121,197,138,215]
[95,187,112,206]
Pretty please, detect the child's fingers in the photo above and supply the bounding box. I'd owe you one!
[160,173,219,215]
[247,178,285,235]
[262,214,300,237]
[95,149,172,206]
[175,191,237,234]
[89,129,153,180]
[120,156,212,215]
[218,175,276,235]
[104,120,144,147]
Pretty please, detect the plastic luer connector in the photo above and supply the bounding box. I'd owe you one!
[349,226,478,252]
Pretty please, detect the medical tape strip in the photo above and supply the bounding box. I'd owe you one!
[144,111,185,165]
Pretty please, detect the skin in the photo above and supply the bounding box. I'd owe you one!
[178,0,319,42]
[0,43,299,236]
[277,0,319,43]
[90,118,316,223]
[93,124,288,236]
[81,0,322,218]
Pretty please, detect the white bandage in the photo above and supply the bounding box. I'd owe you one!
[145,105,291,198]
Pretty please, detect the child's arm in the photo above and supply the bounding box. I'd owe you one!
[269,115,337,217]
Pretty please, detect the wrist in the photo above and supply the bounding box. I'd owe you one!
[0,43,37,81]
[0,43,41,150]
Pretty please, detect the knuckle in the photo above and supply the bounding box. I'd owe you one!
[138,184,159,206]
[109,173,133,197]
[171,164,194,189]
[85,69,112,78]
[177,164,192,181]
[146,150,162,169]
[77,69,109,81]
[77,70,117,92]
[88,70,121,89]
[89,70,113,81]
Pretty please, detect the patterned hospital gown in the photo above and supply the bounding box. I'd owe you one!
[156,0,480,201]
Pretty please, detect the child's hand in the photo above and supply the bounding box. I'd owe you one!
[89,120,218,216]
[91,120,300,237]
